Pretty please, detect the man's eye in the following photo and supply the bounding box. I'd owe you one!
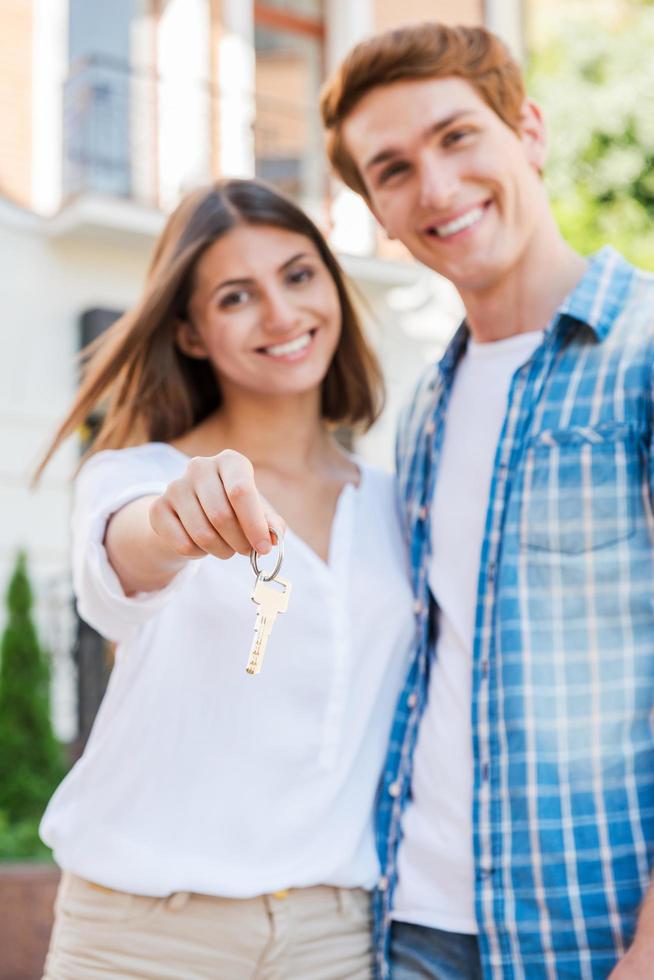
[219,289,250,308]
[378,161,409,184]
[443,128,472,148]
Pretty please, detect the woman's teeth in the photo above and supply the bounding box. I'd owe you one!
[263,332,312,357]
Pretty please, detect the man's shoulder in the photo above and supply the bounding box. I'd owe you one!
[622,261,654,321]
[568,248,654,352]
[599,248,654,330]
[397,362,440,446]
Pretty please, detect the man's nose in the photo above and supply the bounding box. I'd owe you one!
[418,155,458,211]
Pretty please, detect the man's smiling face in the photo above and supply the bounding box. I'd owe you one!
[342,75,547,295]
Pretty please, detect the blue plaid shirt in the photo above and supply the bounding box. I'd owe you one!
[374,247,654,979]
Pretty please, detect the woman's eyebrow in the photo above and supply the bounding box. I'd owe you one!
[278,251,310,271]
[210,252,311,297]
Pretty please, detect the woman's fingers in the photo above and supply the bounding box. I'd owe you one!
[158,480,236,559]
[149,497,208,559]
[152,451,287,562]
[193,467,251,556]
[214,451,285,554]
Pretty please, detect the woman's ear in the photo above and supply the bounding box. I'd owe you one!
[175,318,208,360]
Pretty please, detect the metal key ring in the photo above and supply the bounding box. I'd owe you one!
[250,526,283,582]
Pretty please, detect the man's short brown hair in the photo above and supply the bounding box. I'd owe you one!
[320,23,525,198]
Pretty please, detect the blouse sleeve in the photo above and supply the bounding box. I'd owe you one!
[71,447,200,643]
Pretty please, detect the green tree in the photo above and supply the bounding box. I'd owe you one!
[0,552,65,858]
[529,6,654,268]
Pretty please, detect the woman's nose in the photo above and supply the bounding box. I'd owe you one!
[260,289,300,334]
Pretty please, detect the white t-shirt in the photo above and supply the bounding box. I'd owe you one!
[41,442,414,898]
[393,330,544,933]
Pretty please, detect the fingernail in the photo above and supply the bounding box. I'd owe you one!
[256,540,271,554]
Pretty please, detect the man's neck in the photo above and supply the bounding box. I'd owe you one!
[460,221,588,344]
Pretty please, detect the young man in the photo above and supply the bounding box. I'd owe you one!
[321,23,654,980]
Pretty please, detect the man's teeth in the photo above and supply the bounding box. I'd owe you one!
[433,206,485,238]
[263,332,312,357]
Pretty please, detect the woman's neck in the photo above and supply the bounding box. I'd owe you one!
[174,388,344,478]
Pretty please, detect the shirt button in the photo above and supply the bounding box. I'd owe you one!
[424,419,435,436]
[378,875,389,892]
[418,505,428,521]
[407,692,418,709]
[413,599,424,615]
[479,866,493,880]
[487,562,497,582]
[482,761,490,781]
[481,660,489,679]
[388,781,401,798]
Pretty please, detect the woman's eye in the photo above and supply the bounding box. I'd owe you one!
[219,289,250,309]
[287,266,314,285]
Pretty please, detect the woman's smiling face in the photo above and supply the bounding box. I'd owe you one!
[178,223,342,400]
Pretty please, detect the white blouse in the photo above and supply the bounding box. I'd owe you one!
[40,443,414,898]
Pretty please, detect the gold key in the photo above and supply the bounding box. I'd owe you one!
[246,574,291,675]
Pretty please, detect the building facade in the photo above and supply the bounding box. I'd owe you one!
[0,0,521,740]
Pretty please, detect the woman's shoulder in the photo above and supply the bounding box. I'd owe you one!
[77,442,188,488]
[354,456,397,501]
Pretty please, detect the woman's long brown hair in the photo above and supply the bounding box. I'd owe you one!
[33,179,384,484]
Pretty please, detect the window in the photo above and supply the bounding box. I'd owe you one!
[64,0,156,202]
[253,2,326,218]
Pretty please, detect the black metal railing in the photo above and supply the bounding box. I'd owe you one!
[63,54,214,208]
[63,54,327,215]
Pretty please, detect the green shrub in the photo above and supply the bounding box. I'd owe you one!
[0,552,66,859]
[529,8,654,269]
[0,811,52,861]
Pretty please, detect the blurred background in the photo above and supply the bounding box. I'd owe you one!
[0,0,652,973]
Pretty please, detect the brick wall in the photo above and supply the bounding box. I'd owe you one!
[0,0,33,207]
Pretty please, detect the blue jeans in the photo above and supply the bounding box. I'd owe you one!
[391,921,482,979]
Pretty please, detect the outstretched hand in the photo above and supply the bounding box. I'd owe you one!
[149,450,285,561]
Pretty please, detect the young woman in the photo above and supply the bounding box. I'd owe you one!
[37,179,414,980]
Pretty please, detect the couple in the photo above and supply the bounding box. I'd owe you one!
[38,22,654,980]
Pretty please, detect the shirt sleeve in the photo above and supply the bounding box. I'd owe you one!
[71,447,200,643]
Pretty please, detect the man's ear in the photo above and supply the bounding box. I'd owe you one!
[518,98,547,174]
[175,318,208,359]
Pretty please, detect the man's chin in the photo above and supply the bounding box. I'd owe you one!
[413,252,499,293]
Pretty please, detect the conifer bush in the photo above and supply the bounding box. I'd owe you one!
[0,552,66,859]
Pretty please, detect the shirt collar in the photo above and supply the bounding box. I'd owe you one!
[556,245,635,341]
[438,245,635,380]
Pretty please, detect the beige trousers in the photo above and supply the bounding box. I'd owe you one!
[43,873,373,979]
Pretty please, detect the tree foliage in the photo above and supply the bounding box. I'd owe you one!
[529,7,654,268]
[0,552,66,858]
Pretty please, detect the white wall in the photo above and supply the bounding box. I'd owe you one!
[0,203,152,738]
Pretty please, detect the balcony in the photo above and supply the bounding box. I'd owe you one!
[51,53,329,243]
[51,54,214,241]
[253,91,328,225]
